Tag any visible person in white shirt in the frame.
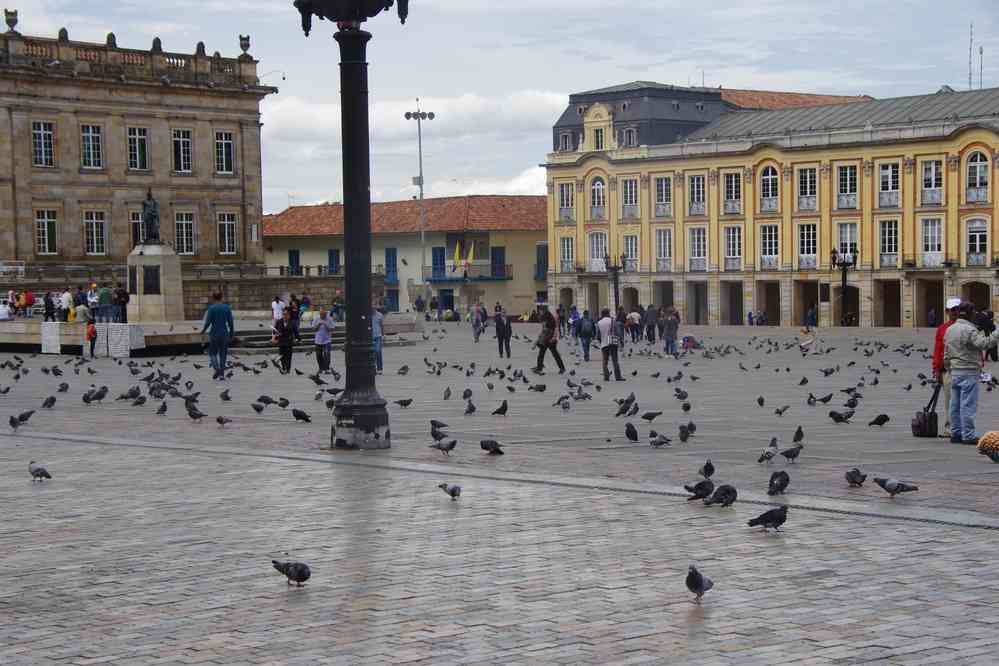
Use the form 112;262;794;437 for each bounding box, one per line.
60;289;73;321
596;308;623;381
271;295;285;325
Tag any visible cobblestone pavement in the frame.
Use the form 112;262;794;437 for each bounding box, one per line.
3;325;999;664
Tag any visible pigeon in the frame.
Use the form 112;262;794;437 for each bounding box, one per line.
845;468;867;487
57;382;69;393
703;484;737;507
780;444;803;463
464;400;476;416
257;395;275;406
798;377;809;386
438;482;461;500
768;470;790;495
156;402;168;415
625;422;638;442
272;560;311;587
430;427;447;443
220;389;231;402
817;393;834;404
397;365;410;376
277;398;290;409
874;477;918;497
131;396;146;407
480;439;504;455
649;433;671;448
792;426;804;444
684;478;714;501
747;505;788;531
685;565;713;603
758;437;779;463
429;439;457;456
394;398;413;408
829;409;854;424
868;414;890;427
251;403;265;414
292;409;311;423
28;461;52;481
17;410;34;424
491;400;508;416
698;459;714;479
187;407;206;421
774;405;790;416
443;387;452;400
41;396;56;409
641;411;662;423
756;396;765;407
430;419;449;430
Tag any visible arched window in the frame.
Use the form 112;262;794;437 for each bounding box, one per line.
760;166;779;211
590;178;606;207
967;151;989;194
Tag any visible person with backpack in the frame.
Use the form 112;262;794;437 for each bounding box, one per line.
577;309;595;362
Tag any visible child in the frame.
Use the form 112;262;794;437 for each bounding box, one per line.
86;319;97;358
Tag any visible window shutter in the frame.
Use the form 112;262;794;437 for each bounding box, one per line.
193;211;201;257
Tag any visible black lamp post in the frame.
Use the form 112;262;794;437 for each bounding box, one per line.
830;248;856;326
604;253;625;311
295;0;408;449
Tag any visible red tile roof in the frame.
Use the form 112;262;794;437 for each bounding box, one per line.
263;195;547;237
721;89;873;110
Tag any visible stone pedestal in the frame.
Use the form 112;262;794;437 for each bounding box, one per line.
127;243;184;322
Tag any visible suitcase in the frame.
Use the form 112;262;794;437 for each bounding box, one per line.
911;384;941;437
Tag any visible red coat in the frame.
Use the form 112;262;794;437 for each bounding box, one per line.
932;319;955;374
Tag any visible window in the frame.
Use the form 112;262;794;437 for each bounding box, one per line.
35;210;57;255
655;176;671;203
83;211;106;255
80;125;103;169
249;223;259;243
130;210;145;247
623;234;638;260
967;151;989;189
760;224;779;257
217;212;237;255
923;160;943;189
798;168;817;197
127;127;149;170
689;175;705;215
558;182;574;210
880;220;898;254
593;128;604;150
172;129;193;173
215;131;234;174
590;178;606;207
838;223;858;257
922;218;942;253
175;212;195;255
968;219;988;255
622;178;638;206
724;172;741;202
588;232;607;260
799;223;817;256
725;226;742;258
623;128;636;147
689;227;706;258
760;166;779;199
559;133;572;151
656;228;672;258
838;165;857;194
31;121;54;167
560;235;574;265
879;163;899;192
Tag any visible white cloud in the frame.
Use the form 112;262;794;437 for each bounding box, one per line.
425;167;546;198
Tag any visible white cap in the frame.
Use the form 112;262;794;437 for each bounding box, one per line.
946;298;962;310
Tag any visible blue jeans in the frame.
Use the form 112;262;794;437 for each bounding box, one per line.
949;373;980;441
579;336;592;361
373;336;383;371
664;338;677;355
98;304;112;322
208;336;229;375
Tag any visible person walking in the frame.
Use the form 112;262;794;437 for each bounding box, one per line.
932;298;961;438
644;304;657;344
494;306;512;359
429;296;439;322
201;291;235;380
472;303;485;343
43;292;56;322
533;305;565;373
556;304;567;337
663;308;679;356
597;308;623;381
289;294;302;342
577;309;595;362
23;289;35;318
273;307;295;374
86;318;98;358
314;308;334;374
371;306;385;374
568;305;580;340
272;295;285;327
944;301;999;445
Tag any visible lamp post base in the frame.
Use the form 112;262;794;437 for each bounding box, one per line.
332;395;391;450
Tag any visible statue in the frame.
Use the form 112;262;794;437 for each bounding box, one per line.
141;189;161;243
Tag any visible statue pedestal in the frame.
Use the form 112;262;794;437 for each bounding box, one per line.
127;243;185;322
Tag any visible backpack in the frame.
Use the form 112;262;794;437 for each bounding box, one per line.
579;318;595;338
911;384;940;437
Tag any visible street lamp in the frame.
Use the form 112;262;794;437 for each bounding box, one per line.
830;248;856;326
604;253;626;311
404;102;434;292
294;0;409;450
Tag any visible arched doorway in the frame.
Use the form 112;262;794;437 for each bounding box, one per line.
963;281;991;311
558;287;574;308
833;285;860;326
622;287;639;313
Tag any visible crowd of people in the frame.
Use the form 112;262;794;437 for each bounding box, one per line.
1;284;130;323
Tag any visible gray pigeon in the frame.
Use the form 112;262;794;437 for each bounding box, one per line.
220;389;231;402
41;396;56;409
703;484;737;507
272;560;311;586
438;482;461;500
684;478;714;501
747;505;788;531
685;565;713;603
758;437;779;463
429;439;457;456
768;470;790;495
625;422;638;442
845;468;867;487
28;461;51;482
480;439;504;455
874;477;918;497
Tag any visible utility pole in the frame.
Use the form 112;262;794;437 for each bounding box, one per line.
405;102;434;291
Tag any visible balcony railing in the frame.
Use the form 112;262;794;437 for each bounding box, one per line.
688;257;706;272
559;260;575;273
967;187;988;203
760;197;779;213
759;255;780;270
920;252;944;268
798;254;817;269
798;195;817;211
589;206;606;221
533;264;548;281
656;257;672;272
689;201;706;216
878;190;899;208
921;188;942;205
623;258;639;272
654;202;673;218
558;208;575;223
621;204;640;220
723;199;742;215
967;252;988;266
422;263;513;281
879;253;898;268
587;258;607;272
724;257;741;271
837;193;858;209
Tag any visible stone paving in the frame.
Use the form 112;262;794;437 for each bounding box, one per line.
2;324;999;664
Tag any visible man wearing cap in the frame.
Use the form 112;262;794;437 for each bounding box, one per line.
932;298;962;437
943;301;999;445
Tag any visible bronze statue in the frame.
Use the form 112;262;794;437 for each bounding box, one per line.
294;0;408;35
141;189;161;243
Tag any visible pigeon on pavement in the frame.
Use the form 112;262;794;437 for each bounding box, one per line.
747;505;788;531
292;408;311;423
429;439;457;456
703;484;737;507
684;478;714;501
768;470;790;495
272;560;311;586
28;461;52;482
685;565;713;603
845;468;867;487
874;477;918;497
438;482;461;500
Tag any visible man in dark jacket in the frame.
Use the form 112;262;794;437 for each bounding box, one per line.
533;305;565;373
201;291;235;380
577;309;595;362
494;306;512;358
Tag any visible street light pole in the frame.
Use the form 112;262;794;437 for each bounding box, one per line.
830;248;856;326
604;253;624;311
404;102;434;292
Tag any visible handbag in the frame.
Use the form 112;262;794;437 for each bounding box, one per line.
911;383;941;437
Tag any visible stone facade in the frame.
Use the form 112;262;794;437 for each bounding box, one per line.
0;11;275;272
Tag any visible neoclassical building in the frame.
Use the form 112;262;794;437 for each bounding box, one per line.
0;10;276;271
545;82;999;327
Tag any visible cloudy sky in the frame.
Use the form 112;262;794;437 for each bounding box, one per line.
27;1;999;212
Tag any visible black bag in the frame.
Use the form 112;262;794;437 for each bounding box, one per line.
911;384;941;437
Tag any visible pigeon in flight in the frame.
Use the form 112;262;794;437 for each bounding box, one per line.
747;505;788;531
868;414;889;427
684;478;714;501
292;409;311;423
438;482;461;500
768;470;790;495
272;560;311;587
29;461;52;481
845;468;867;487
685;565;714;603
874;477;918;497
394;398;413;408
703;484;737;507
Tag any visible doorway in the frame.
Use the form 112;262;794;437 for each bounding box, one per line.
654;281;674;310
873;280;901;327
794;280;819;326
688;282;708;324
963;281;991;311
833;285;860;326
720;281;743;325
755;281;781;325
914;278;944;327
559;287;574;308
622;287;639;312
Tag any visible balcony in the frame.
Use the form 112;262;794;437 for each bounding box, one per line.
688;257;706;272
558;208;575;223
879;253;898;268
798;254;817;269
587;258;607;272
423;263;513;282
724;199;742;215
533;264;548;281
654;202;673;218
837;193;857;209
920;252;944;268
879;190;899;208
688;201;706;216
921;188;942;205
967;187;988;203
967;252;988;266
559;260;575;273
760;197;779;213
656;257;672;272
623;258;639;272
798;195;817;211
759;255;779;270
589;206;606;221
724;257;741;271
621;204;640;220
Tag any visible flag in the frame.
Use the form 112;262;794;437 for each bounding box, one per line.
452;242;461;272
465;241;474;267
